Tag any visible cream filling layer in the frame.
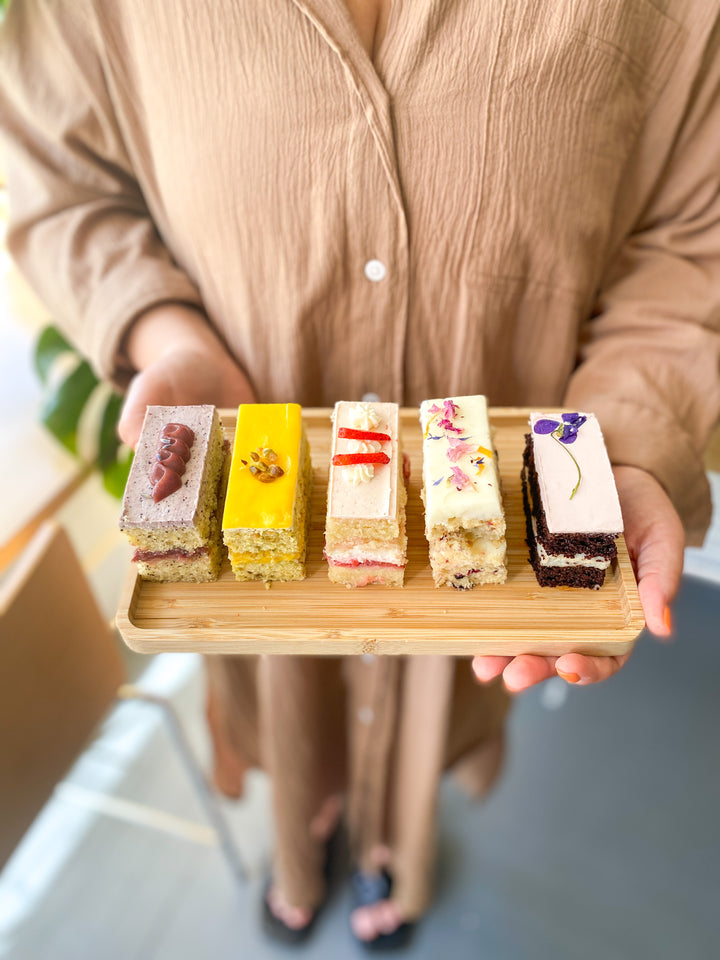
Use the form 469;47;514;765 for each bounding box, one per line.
531;517;611;569
325;543;406;565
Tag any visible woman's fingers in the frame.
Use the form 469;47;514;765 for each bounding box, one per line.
471;655;556;691
472;651;633;691
117;373;151;449
554;652;631;685
471;656;513;683
500;655;559;691
614;465;684;639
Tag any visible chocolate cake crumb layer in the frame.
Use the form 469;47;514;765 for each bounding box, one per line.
523;437;616;559
522;432;618;589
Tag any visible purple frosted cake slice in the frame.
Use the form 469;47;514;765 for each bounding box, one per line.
119;405;226;581
522;412;623;588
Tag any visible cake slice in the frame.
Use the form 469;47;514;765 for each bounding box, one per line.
222;403;312;581
522;412;623;588
119;405;226;582
420;396;506;589
325;401;407;587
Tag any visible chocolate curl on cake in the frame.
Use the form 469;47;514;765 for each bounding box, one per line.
151;423;195;502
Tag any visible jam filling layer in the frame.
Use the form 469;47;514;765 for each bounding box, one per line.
133;546;209;563
326;558;405;569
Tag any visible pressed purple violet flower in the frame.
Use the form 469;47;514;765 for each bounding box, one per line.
533;418;561;435
558;412;587;444
533;412;586;498
533;413;586;445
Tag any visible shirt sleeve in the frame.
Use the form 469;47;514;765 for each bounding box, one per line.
0;0;205;388
564;24;720;545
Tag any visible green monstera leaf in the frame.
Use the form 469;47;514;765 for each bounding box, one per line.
34;325;133;497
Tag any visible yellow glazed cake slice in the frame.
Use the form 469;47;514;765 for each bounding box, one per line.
222;403;312;581
420;395;506;589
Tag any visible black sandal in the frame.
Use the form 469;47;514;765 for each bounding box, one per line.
261;884;320;945
350;870;414;951
261;825;344;945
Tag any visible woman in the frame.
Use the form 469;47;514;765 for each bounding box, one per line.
2;0;718;947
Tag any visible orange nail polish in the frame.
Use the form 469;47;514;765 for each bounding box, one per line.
663;606;673;632
558;671;581;684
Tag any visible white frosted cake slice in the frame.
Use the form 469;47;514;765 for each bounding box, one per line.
119;405;226;581
420;396;506;589
522;412;623;588
324;401;407;587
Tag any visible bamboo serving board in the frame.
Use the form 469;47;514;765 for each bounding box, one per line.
116;408;644;657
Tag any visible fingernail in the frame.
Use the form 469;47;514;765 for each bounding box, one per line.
663;606;673;633
558;671;581;684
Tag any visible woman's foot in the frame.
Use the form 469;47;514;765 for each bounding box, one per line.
264;886;313;932
350;897;406;943
264;793;345;935
349;868;413;947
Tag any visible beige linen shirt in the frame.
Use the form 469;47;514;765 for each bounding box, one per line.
1;0;720;541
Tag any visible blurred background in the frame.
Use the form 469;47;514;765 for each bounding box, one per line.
1;142;719;960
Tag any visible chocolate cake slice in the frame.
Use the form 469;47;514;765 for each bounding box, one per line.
522;412;623;588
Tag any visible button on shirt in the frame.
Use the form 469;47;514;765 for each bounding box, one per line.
364;259;387;282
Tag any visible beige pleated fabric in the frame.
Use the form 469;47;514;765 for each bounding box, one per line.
205;654;508;915
3;0;720;920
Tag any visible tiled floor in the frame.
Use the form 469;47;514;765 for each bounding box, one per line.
1;572;718;960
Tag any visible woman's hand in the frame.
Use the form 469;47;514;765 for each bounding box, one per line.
117;303;256;449
471;465;685;692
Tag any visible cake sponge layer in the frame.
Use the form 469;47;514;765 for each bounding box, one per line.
134;538;224;583
328;563;405;588
228;556;307;582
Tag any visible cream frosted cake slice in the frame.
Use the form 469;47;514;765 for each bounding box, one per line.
119;405;225;582
325;401;407;587
222;403;312;582
522;412;623;588
420;396;506;589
